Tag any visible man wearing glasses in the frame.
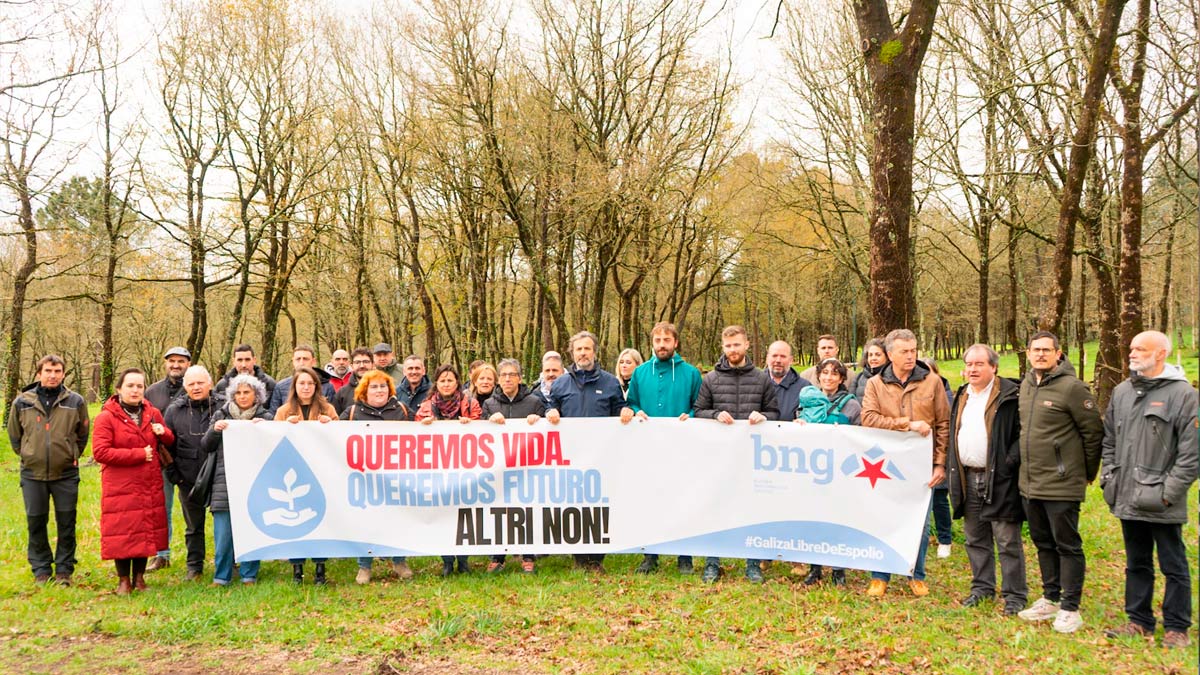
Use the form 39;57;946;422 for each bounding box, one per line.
1015;331;1103;633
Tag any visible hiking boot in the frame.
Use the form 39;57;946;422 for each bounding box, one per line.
392;561;414;580
54;574;71;587
313;563;327;585
1052;609;1083;634
936;543;952;559
521;559;536;574
803;566;823;586
146;556;170;572
441;559;455;577
908;580;930;597
866;579;888;597
292;563;304;584
961;593;991;608
355;567;371;585
1018;597;1060;622
486;561;505;574
116;576;133;596
133;572;147;591
830;569;846;586
1163;631;1190;649
702;562;721;583
635;557;658;575
34;573;51;585
790;562;807;576
1104;622;1152;640
185;569;202;582
745;562;764;584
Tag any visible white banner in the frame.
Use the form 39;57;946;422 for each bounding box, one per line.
225;418;932;575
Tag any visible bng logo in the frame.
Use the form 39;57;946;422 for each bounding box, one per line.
248;438;327;539
753;435;906;489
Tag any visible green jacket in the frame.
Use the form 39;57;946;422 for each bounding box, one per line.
7;383;91;481
1018;357;1103;501
624;352;702;417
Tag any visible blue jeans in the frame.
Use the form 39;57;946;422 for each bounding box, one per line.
159;471;175;559
212;510;260;583
873;495;932;582
357;556;406;569
930;486;952;545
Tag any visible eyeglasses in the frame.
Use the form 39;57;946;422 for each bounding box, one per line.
498;372;520;379
1028;347;1056;354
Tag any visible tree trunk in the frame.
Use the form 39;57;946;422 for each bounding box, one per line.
4;184;37;410
855;0;939;334
1038;0;1129;333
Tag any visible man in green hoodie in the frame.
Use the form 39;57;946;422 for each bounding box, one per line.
620;321;702;575
1016;331;1103;634
1100;331;1198;649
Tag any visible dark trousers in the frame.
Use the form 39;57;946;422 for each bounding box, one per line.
20;472;79;577
963;472;1026;604
930;486;952;545
1023;498;1085;611
574;554;606;566
178;492;208;573
115;558;148;577
1120;520;1192;632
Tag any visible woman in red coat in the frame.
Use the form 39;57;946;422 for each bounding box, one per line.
92;368;174;594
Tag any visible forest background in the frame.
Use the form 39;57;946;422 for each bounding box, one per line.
2;0;1198;412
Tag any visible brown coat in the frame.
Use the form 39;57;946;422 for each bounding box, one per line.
861;361;951;467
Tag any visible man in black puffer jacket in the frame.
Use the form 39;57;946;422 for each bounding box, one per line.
946;344;1026;616
163;365;220;581
693;325;780;584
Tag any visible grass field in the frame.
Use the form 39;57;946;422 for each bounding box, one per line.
0;404;1197;674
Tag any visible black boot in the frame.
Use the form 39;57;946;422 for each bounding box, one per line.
456;556;469;573
804;565;823;586
441;556;455;577
292;563;304;584
831;569;846;586
314;562;327;585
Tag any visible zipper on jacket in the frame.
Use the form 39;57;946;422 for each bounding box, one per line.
1022;383;1041;489
1053;441;1064;477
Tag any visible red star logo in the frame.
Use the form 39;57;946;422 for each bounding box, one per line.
855;458;891;488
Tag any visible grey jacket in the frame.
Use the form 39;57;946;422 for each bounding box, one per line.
1100;365;1198;524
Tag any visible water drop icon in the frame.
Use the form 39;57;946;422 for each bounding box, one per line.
248;437;326;539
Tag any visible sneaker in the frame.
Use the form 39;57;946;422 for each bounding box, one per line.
1018;597;1060;622
486;561;505;574
355;567;371;585
961;593;991;608
908;580;930;597
866;579;888;597
677;557;693;575
1052;609;1083;634
936;544;952;559
1163;631;1190;649
745;563;764;584
701;562;721;583
635;557;658;574
146;556;170;572
392;561;414;580
520;560;536;574
1104;622;1152;639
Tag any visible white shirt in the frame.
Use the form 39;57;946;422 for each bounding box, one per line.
956;377;994;469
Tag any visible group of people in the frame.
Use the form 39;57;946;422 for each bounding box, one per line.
7;324;1195;648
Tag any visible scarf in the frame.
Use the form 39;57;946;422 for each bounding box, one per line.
225;399;259;420
433;389;464;420
119;400;143;426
